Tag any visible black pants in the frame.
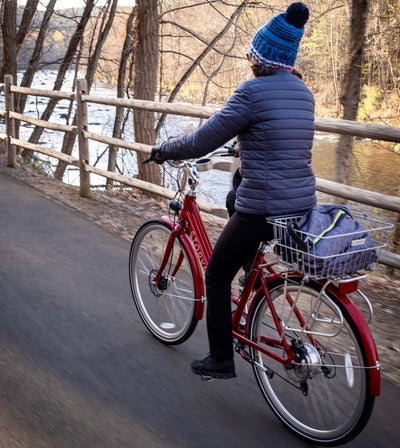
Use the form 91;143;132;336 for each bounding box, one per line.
204;211;274;361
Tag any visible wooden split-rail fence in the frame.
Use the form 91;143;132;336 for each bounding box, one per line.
0;74;399;269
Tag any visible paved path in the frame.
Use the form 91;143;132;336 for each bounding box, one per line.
0;172;399;447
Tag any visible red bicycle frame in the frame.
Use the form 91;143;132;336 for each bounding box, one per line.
156;193;212;320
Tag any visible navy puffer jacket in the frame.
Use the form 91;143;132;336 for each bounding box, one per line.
160;68;316;216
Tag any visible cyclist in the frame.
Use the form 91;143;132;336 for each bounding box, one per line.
150;2;316;379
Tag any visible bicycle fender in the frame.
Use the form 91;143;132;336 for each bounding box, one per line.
161;216;205;320
327;286;381;397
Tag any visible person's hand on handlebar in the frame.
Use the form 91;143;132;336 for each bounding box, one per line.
226;140;239;157
144;146;165;164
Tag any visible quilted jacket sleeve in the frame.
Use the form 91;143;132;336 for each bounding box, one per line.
160;83;253;160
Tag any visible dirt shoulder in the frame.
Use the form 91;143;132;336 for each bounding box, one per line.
1;153;398;386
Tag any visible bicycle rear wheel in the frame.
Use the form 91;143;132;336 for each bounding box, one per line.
129;219;198;344
249;278;375;445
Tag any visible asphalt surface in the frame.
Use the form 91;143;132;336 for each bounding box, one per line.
0;171;399;448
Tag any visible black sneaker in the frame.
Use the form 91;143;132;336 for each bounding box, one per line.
191;355;236;379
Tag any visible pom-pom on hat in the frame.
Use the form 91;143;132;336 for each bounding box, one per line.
249;2;309;69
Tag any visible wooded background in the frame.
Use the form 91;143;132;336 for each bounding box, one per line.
1;0;399;186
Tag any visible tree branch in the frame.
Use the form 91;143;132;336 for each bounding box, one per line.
156;0;250;134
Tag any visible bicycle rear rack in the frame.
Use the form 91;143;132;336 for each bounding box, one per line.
278;280;345;339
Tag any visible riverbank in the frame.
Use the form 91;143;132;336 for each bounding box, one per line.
0;152;398;386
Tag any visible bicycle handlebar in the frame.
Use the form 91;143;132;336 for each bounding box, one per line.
143;142;238;166
142;143;237;194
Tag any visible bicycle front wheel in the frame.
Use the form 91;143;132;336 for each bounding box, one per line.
249;278;375;445
129;219;198;344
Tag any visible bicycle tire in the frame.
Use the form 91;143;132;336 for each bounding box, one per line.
248;277;375;445
129;219;198;344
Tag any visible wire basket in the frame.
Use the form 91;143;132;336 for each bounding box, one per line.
267;212;393;279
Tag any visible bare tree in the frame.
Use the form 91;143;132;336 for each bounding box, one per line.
156;0;249;134
16;0;39;51
54;0;119;180
334;0;370;189
22;0;96;163
1;0;17;82
106;7;135;189
17;0;57;117
133;0;160;185
1;0;42;81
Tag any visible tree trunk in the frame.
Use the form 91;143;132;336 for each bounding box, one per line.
133;0;160;185
22;0;96;163
16;0;57;127
16;0;39;52
106;7;135;189
1;0;17;82
54;0;119;180
334;0;369;191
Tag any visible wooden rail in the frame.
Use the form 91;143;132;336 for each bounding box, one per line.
0;75;399;269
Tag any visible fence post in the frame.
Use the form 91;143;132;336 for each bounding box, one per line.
4;75;17;168
76;79;91;198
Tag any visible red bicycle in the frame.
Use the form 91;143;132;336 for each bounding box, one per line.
128;153;392;445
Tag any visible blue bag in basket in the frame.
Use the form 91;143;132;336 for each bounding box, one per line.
286;204;377;277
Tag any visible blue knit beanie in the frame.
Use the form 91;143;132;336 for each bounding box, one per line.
249;2;309;69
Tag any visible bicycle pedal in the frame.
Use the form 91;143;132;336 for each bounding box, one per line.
235;345;252;363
